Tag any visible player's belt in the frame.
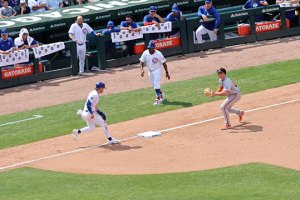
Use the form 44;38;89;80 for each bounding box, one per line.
77;43;85;46
85;110;94;113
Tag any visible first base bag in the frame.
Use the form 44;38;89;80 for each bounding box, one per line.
33;42;65;58
0;49;29;67
111;30;143;43
141;22;172;34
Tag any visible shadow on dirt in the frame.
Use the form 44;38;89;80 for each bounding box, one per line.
100;144;143;151
229;122;263;133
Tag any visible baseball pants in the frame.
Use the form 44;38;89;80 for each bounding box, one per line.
195;25;217;44
221;93;242;125
77;43;86;73
80;110;112;138
148;69;162;90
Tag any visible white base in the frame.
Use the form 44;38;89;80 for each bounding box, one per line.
137;131;161;138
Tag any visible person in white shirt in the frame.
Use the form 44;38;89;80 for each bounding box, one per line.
140;40;171;105
46;0;63;9
73;82;119;145
211;68;245;130
28;0;49;13
68;15;100;74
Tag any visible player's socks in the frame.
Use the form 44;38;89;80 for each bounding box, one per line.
155;89;161;97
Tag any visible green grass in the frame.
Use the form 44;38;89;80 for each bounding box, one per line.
1;59;300;149
1;163;300;199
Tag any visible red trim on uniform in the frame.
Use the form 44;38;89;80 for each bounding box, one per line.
222;94;237;124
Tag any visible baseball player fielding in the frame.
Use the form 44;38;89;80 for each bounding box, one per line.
205;68;245;130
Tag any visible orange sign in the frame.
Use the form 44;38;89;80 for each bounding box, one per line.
134;37;181;55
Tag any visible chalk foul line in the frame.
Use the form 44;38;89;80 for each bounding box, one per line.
0;98;299;171
0;115;44;127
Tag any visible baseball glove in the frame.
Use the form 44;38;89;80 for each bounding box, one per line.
204;88;213;97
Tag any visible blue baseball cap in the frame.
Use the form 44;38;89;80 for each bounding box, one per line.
1;28;8;35
149;6;157;11
147;40;156;49
107;21;114;27
96;82;106;89
172;4;178;12
205;0;212;3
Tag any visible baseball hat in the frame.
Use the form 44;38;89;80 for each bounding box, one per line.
147;40;156;49
20;0;26;4
1;28;8;35
172;4;179;12
149;6;157;11
217;68;226;74
205;0;213;3
107;21;114;27
96;82;106;89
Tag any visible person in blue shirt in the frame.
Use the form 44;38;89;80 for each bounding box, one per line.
143;6;165;40
165;3;184;37
195;0;220;44
102;21;121;59
0;28;16;54
120;15;141;56
9;0;20;8
243;0;269;22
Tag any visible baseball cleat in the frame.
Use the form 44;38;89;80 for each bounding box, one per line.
239;111;245;123
153;98;162;106
221;124;232;130
72;129;79;140
108;138;119;145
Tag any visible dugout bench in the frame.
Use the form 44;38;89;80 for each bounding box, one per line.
0;41;78;89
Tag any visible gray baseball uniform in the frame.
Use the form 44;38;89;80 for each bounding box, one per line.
219;76;242;125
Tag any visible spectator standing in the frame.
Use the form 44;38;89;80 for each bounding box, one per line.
0;29;16;54
120;15;141;56
195;0;220;44
28;0;49;14
102;21;122;59
68;16;100;74
46;0;63;9
14;28;39;49
143;6;165;40
165;3;183;37
243;0;269;22
17;0;31;15
0;0;17;18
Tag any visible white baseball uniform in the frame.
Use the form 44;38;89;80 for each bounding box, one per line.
68;23;94;73
139;49;166;90
219;77;242;125
79;90;112;139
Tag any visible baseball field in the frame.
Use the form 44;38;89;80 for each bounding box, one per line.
1;37;300;199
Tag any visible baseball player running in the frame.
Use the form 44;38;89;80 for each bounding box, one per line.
73;82;119;144
68;16;100;74
140;41;170;105
211;68;245;130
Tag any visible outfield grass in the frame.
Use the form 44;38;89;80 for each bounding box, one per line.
0;163;300;199
1;59;300;149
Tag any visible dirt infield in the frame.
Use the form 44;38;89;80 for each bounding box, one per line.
1;36;300;115
1;83;299;174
